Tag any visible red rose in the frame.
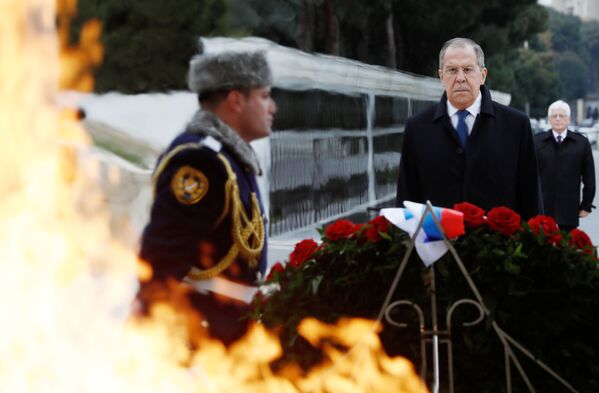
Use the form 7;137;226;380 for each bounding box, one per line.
352;223;368;244
569;228;594;254
527;215;562;244
266;262;285;280
289;239;319;267
453;202;486;228
365;215;390;242
325;219;359;241
487;206;521;236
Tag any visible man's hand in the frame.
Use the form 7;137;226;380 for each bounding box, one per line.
580;210;590;218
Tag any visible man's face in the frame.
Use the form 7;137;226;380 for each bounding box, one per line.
438;45;487;110
237;86;277;142
549;109;569;133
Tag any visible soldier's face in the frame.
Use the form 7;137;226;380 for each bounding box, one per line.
238;86;277;142
439;45;487;110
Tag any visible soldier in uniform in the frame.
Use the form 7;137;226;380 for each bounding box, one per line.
138;42;276;345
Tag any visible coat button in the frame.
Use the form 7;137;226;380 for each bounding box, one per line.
456;148;464;154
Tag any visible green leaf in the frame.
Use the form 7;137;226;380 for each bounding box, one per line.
513;242;528;259
503;259;521;275
379;231;392;241
311;275;323;294
492;249;506;256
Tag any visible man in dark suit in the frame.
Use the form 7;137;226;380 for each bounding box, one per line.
534;100;595;232
396;37;540;219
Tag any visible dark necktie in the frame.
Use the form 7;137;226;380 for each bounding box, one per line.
556;135;562;145
456;110;469;148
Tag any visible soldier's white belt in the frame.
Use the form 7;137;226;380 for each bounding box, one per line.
183;275;258;304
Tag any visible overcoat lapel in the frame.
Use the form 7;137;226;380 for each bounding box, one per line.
433;93;462;147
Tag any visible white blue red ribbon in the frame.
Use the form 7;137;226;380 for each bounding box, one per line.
380;201;465;266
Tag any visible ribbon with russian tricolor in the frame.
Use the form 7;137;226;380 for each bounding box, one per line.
380;201;465;266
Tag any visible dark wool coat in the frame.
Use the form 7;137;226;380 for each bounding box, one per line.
396;85;541;219
534;130;595;228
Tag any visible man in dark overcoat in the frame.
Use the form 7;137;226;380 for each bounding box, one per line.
396;38;541;219
138;41;276;345
534;100;595;232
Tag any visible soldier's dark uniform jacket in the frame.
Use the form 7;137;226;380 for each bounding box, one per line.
139;109;267;344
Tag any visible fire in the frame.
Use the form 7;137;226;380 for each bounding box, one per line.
0;0;428;392
294;318;429;393
57;0;103;91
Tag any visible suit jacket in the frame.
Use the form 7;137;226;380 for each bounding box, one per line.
396;85;541;219
534;130;595;228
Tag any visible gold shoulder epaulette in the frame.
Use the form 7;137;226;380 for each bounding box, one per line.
172;152;265;281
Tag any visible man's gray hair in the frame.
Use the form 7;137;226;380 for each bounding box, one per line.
548;100;571;118
439;38;485;70
188;39;272;95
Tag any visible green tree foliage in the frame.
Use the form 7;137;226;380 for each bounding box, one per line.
548;9;582;53
226;0;550;113
225;0;548;88
480;3;549;99
483;53;516;95
511;49;561;119
227;0;298;47
545;10;588;105
581;20;599;94
500;7;599;116
226;0;396;63
73;0;599;114
520;9;599;116
554;51;587;101
73;0;230;93
389;0;547;77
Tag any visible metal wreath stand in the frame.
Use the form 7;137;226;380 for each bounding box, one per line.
373;201;579;393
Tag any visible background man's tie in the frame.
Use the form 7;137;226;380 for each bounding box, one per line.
557;135;562;145
456;109;469;148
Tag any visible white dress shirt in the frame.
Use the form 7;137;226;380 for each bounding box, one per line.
447;92;482;134
552;129;568;143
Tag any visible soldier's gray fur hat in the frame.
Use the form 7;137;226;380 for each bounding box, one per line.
188;40;272;95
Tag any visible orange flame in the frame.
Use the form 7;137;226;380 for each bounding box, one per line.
295;318;429;392
57;0;103;91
